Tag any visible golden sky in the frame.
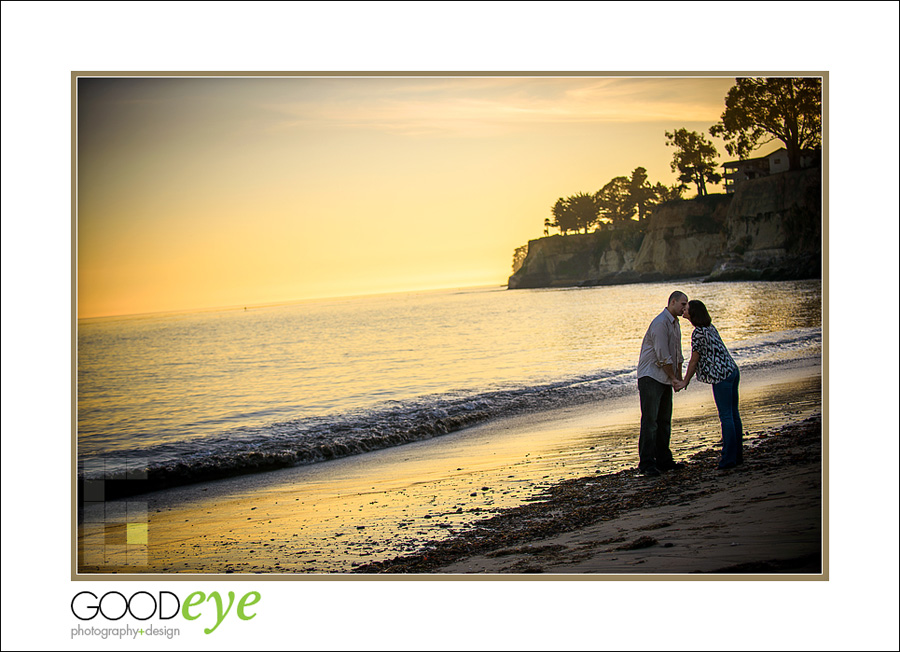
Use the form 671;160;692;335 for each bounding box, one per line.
77;75;741;318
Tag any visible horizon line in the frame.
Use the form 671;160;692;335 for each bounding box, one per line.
76;282;509;322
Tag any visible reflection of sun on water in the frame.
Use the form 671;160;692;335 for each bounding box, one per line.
704;282;821;338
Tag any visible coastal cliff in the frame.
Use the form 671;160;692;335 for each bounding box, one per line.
508;167;821;289
506;229;645;289
707;167;821;281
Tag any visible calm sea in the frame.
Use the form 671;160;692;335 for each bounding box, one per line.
77;280;822;492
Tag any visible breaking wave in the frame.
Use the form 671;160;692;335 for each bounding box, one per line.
78;327;820;499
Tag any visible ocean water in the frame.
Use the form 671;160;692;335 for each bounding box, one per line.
77;280;822;493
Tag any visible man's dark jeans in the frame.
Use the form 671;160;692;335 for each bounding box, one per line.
638;376;676;472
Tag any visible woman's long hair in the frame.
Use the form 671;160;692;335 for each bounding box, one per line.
687;299;712;327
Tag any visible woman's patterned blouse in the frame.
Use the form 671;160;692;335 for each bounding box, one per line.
691;324;738;384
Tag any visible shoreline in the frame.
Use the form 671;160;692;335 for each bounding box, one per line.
77;353;821;503
77;358;822;575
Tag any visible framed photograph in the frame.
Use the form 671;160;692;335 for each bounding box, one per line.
73;72;825;578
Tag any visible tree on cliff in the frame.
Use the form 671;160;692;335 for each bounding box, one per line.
653;181;684;203
567;192;600;233
549;194;599;235
665;128;722;197
595;176;634;225
624;167;657;222
709;77;822;171
549;198;573;235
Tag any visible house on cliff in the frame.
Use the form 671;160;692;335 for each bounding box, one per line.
722;147;821;194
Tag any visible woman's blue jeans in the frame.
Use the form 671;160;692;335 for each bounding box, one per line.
712;368;743;468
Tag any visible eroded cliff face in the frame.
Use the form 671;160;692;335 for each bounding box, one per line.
507;167;821;289
631;194;731;277
507;229;645;289
708;167;821;281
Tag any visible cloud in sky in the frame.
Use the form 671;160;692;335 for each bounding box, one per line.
259;76;735;137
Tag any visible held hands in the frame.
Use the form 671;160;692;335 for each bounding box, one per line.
672;378;689;392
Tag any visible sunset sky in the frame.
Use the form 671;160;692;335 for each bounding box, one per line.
78;74;762;318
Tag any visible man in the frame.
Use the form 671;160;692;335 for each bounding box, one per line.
636;291;688;477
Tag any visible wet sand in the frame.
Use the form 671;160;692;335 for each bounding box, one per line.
77;358;822;576
359;413;822;575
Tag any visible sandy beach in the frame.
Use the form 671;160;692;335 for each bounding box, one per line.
358;413;822;575
78;357;823;577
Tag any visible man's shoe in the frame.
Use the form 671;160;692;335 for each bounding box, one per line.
640;466;661;477
659;461;686;471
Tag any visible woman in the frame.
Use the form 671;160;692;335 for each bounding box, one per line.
675;300;743;470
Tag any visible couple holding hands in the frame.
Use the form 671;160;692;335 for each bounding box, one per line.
636;291;743;476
